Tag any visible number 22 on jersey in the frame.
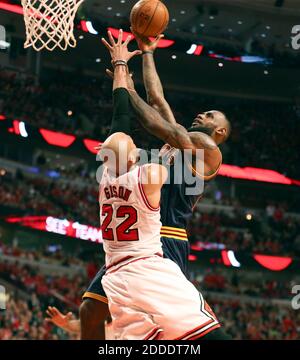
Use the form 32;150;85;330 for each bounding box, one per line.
101;204;139;241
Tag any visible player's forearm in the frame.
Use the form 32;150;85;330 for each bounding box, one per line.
66;319;81;334
109;65;131;136
143;53;164;101
113;65;128;90
129;90;218;152
129;90;188;149
142;53;177;125
130;90;170;139
60;319;80;334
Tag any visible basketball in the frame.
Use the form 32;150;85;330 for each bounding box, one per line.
130;0;169;38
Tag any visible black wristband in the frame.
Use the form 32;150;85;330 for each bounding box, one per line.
142;51;154;55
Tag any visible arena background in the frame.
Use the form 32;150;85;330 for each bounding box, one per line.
0;0;300;340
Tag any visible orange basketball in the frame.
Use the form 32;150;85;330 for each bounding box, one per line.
130;0;169;38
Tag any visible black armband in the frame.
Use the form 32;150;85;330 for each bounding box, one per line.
109;87;131;136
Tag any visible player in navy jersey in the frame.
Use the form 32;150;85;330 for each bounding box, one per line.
46;30;231;340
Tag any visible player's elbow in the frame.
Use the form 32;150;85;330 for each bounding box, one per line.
147;93;165;109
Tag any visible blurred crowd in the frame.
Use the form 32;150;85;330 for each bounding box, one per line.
1;168;299;256
193;270;295;299
0;260;85;340
0;69;299;178
0;171;99;225
1;167;299;256
0;297;78;340
208;297;299;340
0;261;86;308
0;240;99;270
189;205;300;256
0;252;298;340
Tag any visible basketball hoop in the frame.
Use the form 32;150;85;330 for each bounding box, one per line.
21;0;84;51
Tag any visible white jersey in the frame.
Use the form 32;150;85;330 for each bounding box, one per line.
99;165;162;268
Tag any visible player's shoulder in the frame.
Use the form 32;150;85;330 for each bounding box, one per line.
188;131;219;151
140;163;168;186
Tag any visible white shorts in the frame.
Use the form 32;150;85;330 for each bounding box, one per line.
101;255;220;340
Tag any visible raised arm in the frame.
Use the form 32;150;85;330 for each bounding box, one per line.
101;30;222;175
133;30;176;125
129;90;222;174
101;30;142;137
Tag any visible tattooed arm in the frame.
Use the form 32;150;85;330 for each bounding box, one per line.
142;53;176;125
133;31;176;125
129;90;222;174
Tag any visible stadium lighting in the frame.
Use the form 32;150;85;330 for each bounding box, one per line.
85;21;98;35
0;3;273;64
2;117;299;186
186;44;204;56
83;139;101;154
39;129;76;147
0;2;24;15
3;215;298;272
222;250;241;268
246;213;252;221
254;254;292;271
187;44;197;54
218;164;294;185
19;121;28;137
227;251;241;268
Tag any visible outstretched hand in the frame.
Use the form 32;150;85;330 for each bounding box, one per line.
131;27;164;53
45;306;73;329
101;29;142;63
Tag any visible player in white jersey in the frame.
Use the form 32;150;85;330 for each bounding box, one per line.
99;130;219;340
100;136;163;268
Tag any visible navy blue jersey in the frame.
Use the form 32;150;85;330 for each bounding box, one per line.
158;144;205;277
160;157;201;229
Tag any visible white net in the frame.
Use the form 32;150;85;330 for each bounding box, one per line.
21;0;84;51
